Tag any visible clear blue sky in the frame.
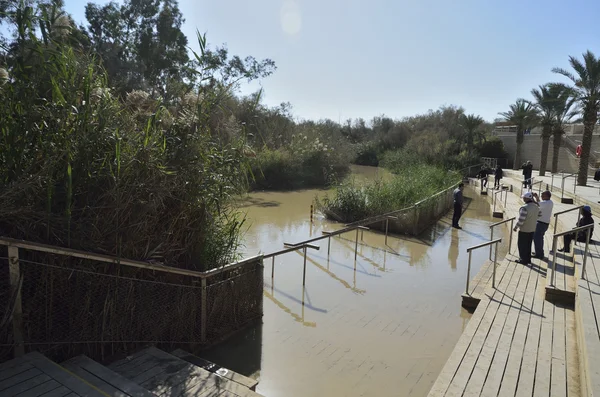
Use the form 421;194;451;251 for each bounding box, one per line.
64;0;600;123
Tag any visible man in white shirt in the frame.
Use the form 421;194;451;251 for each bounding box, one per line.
532;191;553;259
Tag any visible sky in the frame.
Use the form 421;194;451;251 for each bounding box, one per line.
63;0;600;123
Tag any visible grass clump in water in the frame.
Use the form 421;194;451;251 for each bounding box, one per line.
317;164;460;223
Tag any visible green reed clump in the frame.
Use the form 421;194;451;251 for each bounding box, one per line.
0;11;248;270
249;133;351;190
318;164;460;222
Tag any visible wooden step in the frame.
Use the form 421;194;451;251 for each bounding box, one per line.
171;349;258;391
0;351;107;397
62;355;155;397
109;347;263;397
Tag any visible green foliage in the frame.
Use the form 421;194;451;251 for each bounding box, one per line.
317;165;460;222
0;3;256;270
478;136;508;159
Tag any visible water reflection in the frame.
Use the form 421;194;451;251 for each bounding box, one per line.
209;178;508;397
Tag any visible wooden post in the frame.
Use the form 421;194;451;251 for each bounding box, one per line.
8;246;24;357
201;278;207;343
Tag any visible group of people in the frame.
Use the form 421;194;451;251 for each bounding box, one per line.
513;191;594;264
452;177;594;265
477;164;504;190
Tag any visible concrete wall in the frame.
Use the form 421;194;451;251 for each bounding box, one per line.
496;135;579;172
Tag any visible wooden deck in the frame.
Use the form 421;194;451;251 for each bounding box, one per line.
431;178;585;396
0;352;106;397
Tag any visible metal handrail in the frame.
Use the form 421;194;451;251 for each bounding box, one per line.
553;205;584;236
466;238;502;294
550;223;594;285
0;237;261;279
530;180;544;196
493;189;507;214
264;243;320;285
490;217;515;259
561;172;578;201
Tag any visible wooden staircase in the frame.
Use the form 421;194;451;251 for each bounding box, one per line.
0;347;261;396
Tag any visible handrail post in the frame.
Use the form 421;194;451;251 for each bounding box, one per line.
8;246;24;357
561;173;565;202
583;228;592;280
493;241;498;288
504;188;507;207
550;236;557;287
271;256;275;278
553;213;558;237
489;228;494;260
201;278;207;343
466;250;472;295
327;236;331;256
354;228;359;261
509;218;514;254
302;246;307;286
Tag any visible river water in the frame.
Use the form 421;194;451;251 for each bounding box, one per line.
202;166;508;397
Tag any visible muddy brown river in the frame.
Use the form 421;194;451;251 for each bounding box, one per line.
202;166;508;397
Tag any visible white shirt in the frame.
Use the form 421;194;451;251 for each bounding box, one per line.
538;200;554;224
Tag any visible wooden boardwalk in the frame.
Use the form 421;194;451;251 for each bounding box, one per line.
430;178;585;397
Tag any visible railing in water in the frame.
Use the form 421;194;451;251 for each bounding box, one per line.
465;238;502;294
550;224;593;285
489;217;515;260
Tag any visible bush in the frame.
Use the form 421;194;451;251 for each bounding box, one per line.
317;164;460;222
249;134;351;190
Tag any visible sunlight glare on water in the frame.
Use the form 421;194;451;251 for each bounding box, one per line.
203;168;509;397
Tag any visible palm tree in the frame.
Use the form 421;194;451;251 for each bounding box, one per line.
499;99;538;169
550;85;578;173
459;113;485;155
530;85;555;176
553;50;600;185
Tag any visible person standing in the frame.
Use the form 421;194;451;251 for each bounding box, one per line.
477;166;488;188
494;164;503;189
452;183;465;229
558;206;594;252
532;191;553;259
522;160;533;189
513;192;540;265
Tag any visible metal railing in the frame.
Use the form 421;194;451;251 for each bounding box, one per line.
466;238;502;294
489;217;515;259
519;177;536;196
561;172;578;202
552;205;584;236
493;189;507;214
264;243;320;285
549;224;593;285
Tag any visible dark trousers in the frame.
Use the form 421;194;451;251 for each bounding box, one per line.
518;231;534;264
563;231;590;251
481;177;488;187
533;221;549;257
494;177;501;188
452;202;462;227
523;177;532;188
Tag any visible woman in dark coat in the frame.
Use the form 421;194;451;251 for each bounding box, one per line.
558;205;594;252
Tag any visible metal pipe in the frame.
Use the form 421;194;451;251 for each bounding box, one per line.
583;228;592;280
551;174;554;191
504;189;507;207
561;173;565;201
493;241;498;288
271;256;275;278
509;218;514;254
327;236;331;256
550;236;557;287
466;251;472;295
489;228;494;260
354;228;359;261
361;229;364;241
302;246;307;286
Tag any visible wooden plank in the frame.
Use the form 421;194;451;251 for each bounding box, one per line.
565;306;581;397
2;374;51;397
0;361;34;382
62;355;155;397
481;262;537;397
462;261;531;397
443;259;525;397
109;354;158;381
533;278;555;397
0;368;43;391
426;262;515;396
23;352;106;397
550;304;567;397
16;379;62;397
38;386;72;397
171;349;259;391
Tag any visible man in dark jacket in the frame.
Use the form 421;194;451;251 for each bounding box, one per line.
522;160;533;189
477;166;489;188
452;183;464;229
494;165;503;189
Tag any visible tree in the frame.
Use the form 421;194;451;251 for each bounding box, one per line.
499;99;538;169
459;113;485;155
553;50;600;185
530;85;555;176
550;85;578;173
